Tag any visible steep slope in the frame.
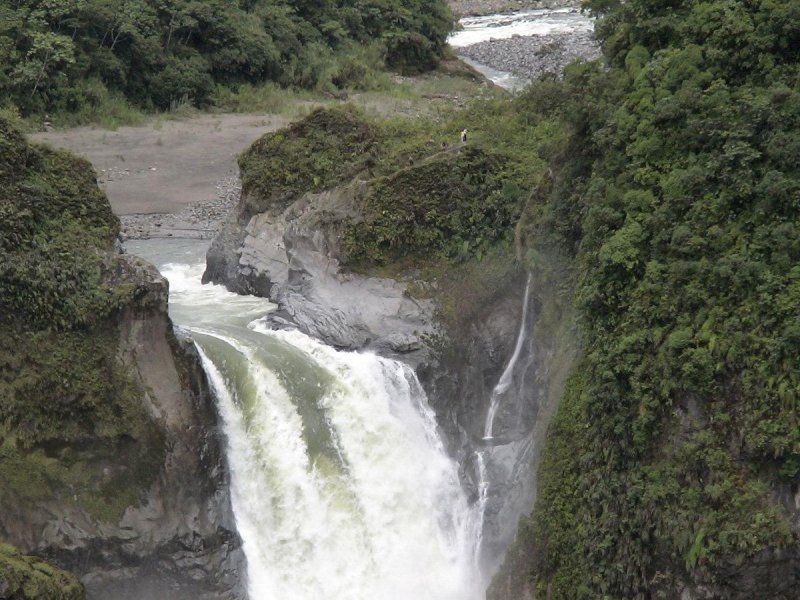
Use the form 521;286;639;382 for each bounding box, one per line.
491;0;800;597
0;116;243;599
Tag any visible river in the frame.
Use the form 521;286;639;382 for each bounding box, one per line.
448;7;594;89
126;239;483;600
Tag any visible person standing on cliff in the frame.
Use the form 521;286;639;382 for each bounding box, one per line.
461;129;468;143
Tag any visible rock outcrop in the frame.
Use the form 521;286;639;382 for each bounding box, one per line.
204;180;435;367
0;254;245;600
0;117;244;600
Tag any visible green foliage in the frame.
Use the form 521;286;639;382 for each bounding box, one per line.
343;146;519;265
239;105;380;217
0;0;454;117
0;116;126;330
496;0;800;597
0;543;85;599
0;116;164;523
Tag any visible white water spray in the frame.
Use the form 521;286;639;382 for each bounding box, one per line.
135;241;482;600
483;274;532;440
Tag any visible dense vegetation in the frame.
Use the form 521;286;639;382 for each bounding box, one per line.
0;116;127;329
238;102;556;267
490;0;800;597
0;0;453;118
0;116;165;524
0;543;85;599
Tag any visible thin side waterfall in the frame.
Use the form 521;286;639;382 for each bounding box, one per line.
143;245;482;600
483;274;533;440
470;274;534;574
469;451;489;568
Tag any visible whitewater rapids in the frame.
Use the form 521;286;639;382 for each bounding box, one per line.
127;240;482;600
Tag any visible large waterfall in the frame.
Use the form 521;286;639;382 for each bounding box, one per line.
129;239;483;599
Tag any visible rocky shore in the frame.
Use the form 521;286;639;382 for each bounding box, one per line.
120;176;240;241
457;30;601;79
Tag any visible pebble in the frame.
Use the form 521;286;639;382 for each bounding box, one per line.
120;175;241;241
457;30;601;79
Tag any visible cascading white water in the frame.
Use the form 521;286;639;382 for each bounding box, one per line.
127;239;481;600
483;274;532;440
448;8;594;49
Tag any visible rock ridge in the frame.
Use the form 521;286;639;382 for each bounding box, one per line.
204;180;435;366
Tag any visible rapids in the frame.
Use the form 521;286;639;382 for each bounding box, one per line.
127;239;483;599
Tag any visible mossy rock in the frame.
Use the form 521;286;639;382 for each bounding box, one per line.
0;543;85;600
0;116;123;331
342;146;521;267
0;117;164;524
239;105;380;218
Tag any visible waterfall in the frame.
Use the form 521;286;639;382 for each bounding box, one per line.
483;274;533;440
146;245;481;600
471;273;534;576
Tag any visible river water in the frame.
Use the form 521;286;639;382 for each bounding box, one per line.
448;7;594;89
126;239;483;600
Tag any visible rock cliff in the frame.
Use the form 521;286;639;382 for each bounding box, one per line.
201;106;577;581
204;179;435;365
0;117;244;599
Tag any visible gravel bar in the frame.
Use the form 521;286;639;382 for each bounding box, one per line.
457;30;601;80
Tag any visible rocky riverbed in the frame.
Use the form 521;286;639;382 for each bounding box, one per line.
120;176;240;240
457;30;601;79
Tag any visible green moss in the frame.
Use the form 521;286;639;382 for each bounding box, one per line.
0;326;166;523
0;116;125;331
0;543;85;600
0;117;164;524
239;105;381;217
342;147;520;266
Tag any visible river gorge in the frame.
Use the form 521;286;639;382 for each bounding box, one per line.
4;0;798;598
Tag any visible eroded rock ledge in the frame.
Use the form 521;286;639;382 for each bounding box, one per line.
1;255;245;600
204;179;435;366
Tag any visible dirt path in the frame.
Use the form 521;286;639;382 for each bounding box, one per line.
30;113;287;216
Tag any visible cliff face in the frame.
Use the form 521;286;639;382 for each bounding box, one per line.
201;106;578;580
419;250;578;576
0;117;243;599
204;179;435;365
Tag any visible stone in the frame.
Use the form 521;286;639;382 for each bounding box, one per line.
203;181;436;367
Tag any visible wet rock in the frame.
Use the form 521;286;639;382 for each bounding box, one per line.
203;181;435;367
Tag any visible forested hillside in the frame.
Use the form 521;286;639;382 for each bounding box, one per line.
0;0;452;116
492;0;800;597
